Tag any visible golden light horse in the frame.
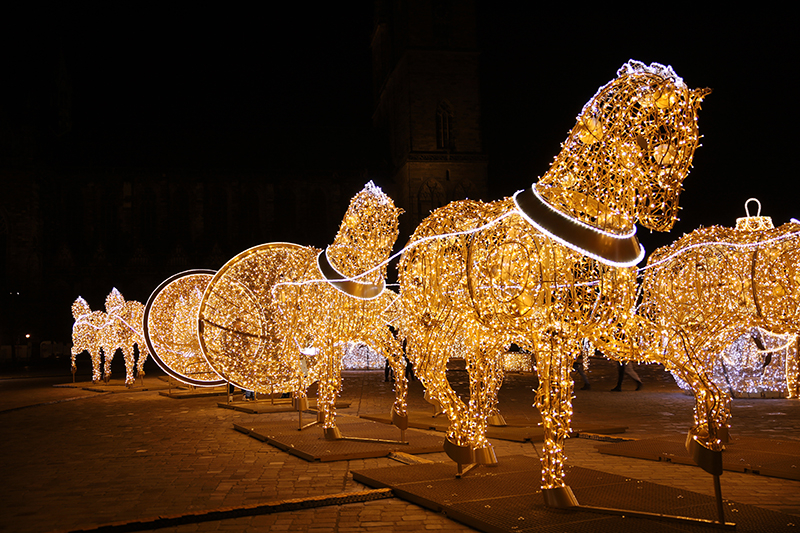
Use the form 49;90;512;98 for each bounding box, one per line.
101;288;149;386
396;60;709;505
71;289;149;386
71;296;107;383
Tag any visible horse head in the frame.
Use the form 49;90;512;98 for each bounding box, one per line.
105;287;125;316
72;296;91;320
535;60;710;237
325;181;403;286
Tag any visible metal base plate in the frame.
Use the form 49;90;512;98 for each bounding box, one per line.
353;455;795;532
159;388;228;399
219;400;351;414
596;435;800;481
359;411;626;442
233;414;442;462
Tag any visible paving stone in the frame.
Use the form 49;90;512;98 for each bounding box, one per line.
1;363;800;532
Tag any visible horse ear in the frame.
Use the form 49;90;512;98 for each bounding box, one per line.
72;297;90;319
691;87;712;107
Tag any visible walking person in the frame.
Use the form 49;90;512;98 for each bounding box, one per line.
573;338;592;390
611;361;642;391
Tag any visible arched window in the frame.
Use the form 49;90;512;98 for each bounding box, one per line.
436;101;454;150
452;179;474;201
418;178;446;219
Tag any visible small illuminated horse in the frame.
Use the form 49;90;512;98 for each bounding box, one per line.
71;297;108;383
635;202;800;473
101;288;149;386
199;183;409;436
397;60;709;505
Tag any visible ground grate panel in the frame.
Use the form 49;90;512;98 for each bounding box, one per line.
360;411;626;442
353;454;799;532
596;435;800;481
220;400;351;414
234;414;443;461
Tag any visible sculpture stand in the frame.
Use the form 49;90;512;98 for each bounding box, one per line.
686;432;726;526
294;397;319;431
392;409;409;442
318;409;409;445
543;486;579;508
443;436;497;478
487;413;507;427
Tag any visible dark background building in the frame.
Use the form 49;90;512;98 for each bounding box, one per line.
1;2;795;360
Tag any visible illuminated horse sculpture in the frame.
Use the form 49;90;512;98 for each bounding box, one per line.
101;288;149;386
635;202;800;474
70;289;149;386
396;60;709;505
199;182;409;437
71;297;108;383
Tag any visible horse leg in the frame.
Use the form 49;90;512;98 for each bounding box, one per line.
466;347;504;464
103;348;112;383
414;334;475;469
90;349;102;383
373;326;409;432
668;359;729;472
535;332;579;507
123;345;135;387
317;341;343;439
136;343;147;380
387;352;409;434
667;352;730;525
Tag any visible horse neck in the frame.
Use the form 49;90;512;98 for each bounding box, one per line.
534;143;638;236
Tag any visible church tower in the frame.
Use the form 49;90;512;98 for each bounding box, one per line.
371;0;488;236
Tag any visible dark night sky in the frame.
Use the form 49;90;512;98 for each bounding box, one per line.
7;3;797;256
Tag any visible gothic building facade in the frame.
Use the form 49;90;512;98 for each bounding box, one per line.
372;0;487;236
0;0;487;355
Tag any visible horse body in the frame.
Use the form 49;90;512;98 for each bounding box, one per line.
71;297;107;383
101;289;149;386
399;197;638;482
397;60;708;498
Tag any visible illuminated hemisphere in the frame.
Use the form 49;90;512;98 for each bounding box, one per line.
638;206;800;444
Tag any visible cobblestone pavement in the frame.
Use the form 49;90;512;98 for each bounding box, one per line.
1;357;799;532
